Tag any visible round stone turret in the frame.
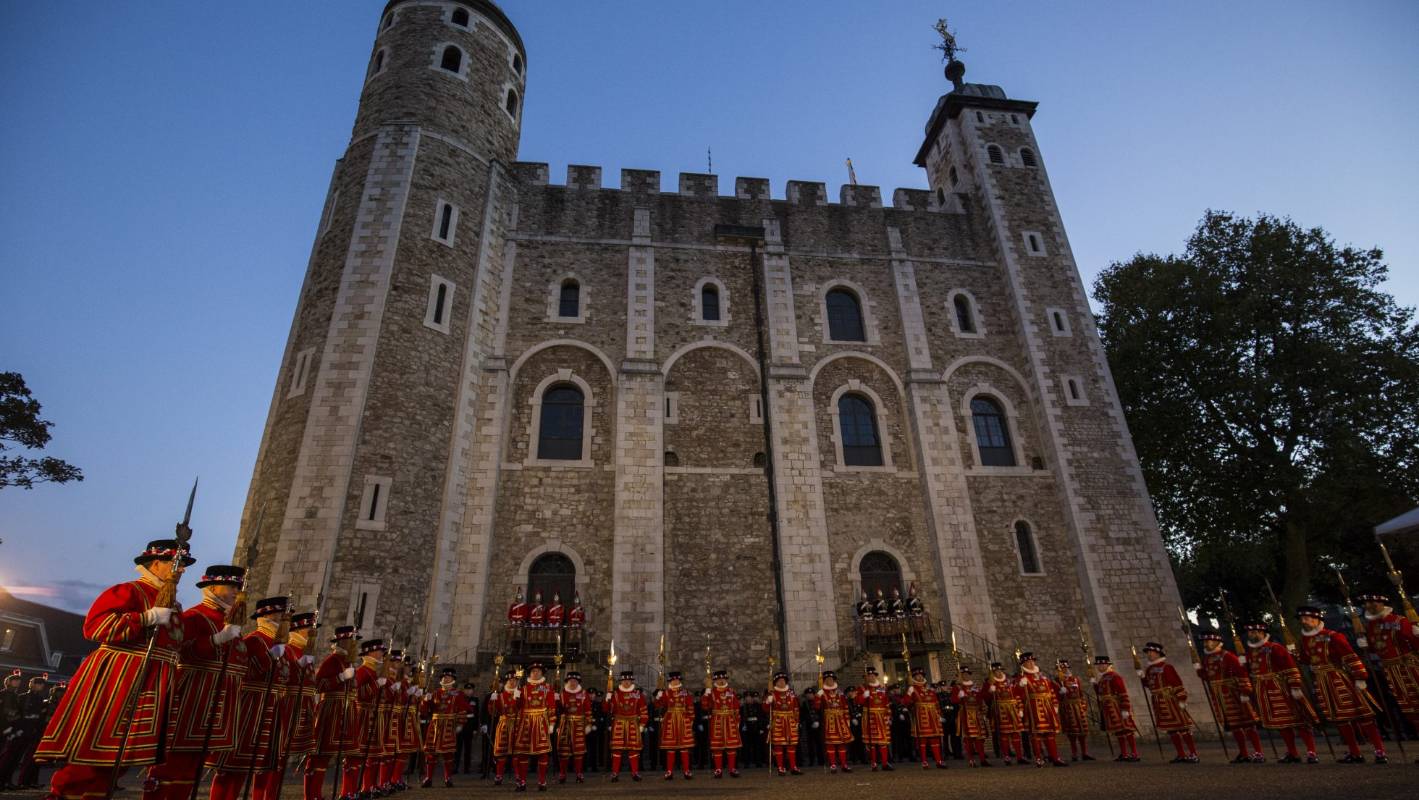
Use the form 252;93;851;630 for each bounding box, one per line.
355;0;526;162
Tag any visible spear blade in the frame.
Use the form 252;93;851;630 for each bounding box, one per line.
176;476;199;543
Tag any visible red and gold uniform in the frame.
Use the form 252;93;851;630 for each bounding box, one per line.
851;671;892;770
253;612;319;800
1140;644;1197;761
702;672;742;777
209;599;292;800
655;675;695;778
37;543;190;800
283;636;319;760
763;676;800;775
1090;658;1139;761
142;568;246;800
950;675;991;765
1360;597;1419;727
419;670;469;786
602;674;648;779
344;642;388;798
1016;657;1065;766
300;626;359;800
810;676;851;773
372;652;414;792
904;671;946;767
556;677;592;782
1195;637;1262;761
1245;626;1317;762
488;675;519;784
1056;662;1092;761
512;668;556;790
985;669;1024;763
1296;609;1386;762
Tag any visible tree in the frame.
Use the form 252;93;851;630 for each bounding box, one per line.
0;371;83;490
1093;211;1419;621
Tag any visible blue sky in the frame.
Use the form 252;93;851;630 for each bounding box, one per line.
2;1;1415;613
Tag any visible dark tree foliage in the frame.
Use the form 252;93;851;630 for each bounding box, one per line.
0;371;83;490
1093;212;1419;622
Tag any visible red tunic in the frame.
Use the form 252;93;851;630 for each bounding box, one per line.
950;683;990;739
508;601;527;627
397;684;421;754
546;603;564;628
655;686;696;750
1196;648;1257;729
986;676;1024;735
1140;659;1192;733
283;644;318;757
420;686;468;756
1297;627;1372;722
513;680;556;756
528;603;546;627
1362;611;1419;716
167;602;247;753
1246;639;1308;729
763;687;799;747
1016;670;1062;735
351;663;387;759
810;687;851;746
904;682;943;738
1058;674;1089;736
213;630;288;771
556;688;593;756
377;678;400;758
852;684;891;745
34;578;184;767
702;687;743;749
490;688;519;758
313;652;358;756
603;687;648;752
1091;670;1137;734
566;605;585;628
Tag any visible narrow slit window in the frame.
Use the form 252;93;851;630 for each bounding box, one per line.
433;283;447;326
1053;311;1065;332
369;49;386;78
367;483;381;521
513;53;523;75
949;166;959;187
953;294;976;334
506;89;519;117
1068;379;1079;400
424;276;454;333
1015;521;1042;574
438;203;453;240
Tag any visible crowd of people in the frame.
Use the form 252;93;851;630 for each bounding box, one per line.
16;535;1419;799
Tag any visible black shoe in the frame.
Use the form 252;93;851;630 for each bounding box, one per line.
1338;754;1364;764
789;768;801;775
839;765;851;773
881;762;894;771
1051;760;1069;767
1231;753;1250;764
980;760;992;767
1081;754;1096;761
419;779;432;789
1170;757;1187;764
1374;754;1388;764
609;775;618;783
442;779;452;789
631;773;641;782
730;770;740;778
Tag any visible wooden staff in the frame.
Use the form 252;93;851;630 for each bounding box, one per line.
1130;646;1166;759
239;605;288;800
1378;541;1419;624
1078;625;1113;757
1334;568;1407;760
1264;578;1336;760
1220;591;1277;761
1178;607;1229;759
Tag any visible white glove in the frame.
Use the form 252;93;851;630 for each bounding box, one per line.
213;624;242;644
816;689;825;697
300;655;315;667
455;726;463;734
479;725;488;734
548;725;555;735
1240;695;1251;704
143;607;174;627
1122;711;1131;720
512;688;521;699
1191;663;1202;672
407;686;417;696
1356;637;1368;649
1237;656;1247;666
703;688;712;696
1355;680;1367;691
811;721;819;729
588;725;596;732
377;678;387;687
270;644;286;658
1135;670;1146;678
639;725;647;733
1289;688;1303;699
340;667;356;681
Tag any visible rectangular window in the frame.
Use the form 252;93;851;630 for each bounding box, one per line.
1022;230;1046;256
1016;524;1042;574
355;475;392;531
320;190;339;236
1046;307;1072;337
748;395;764;425
424;275;454;334
431;199;459;246
664;392;680;424
286;347;316;398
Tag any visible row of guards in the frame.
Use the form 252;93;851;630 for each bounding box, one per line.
25;486;1419;800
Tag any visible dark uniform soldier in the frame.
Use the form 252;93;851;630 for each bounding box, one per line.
742;691;766;767
800;688;823;767
454;682;478;774
0;674;49;790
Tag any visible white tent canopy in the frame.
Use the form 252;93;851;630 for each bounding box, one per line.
1375;506;1419;537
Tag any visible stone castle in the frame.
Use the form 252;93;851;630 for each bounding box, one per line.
235;0;1199;695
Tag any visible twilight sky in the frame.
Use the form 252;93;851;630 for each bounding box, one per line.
1;1;1416;613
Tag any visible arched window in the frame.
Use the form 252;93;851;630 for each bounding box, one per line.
369;49;386;77
380;12;394;31
505;88;519;117
1014;521;1042;574
1020;147;1038;168
936;187;946;207
953;294;976;334
838;394;883;467
558;280;580;318
971;396;1015;466
987;144;1004;165
527;553;576;611
537;385;584;460
949;166;959;187
700;284;721;321
825;288;866;342
859;550;903;599
440;45;463;73
513;53;524;76
450;7;470;27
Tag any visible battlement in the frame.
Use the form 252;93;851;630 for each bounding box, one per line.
508;162;966;214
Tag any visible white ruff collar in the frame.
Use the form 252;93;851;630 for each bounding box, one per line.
134;565;164;588
564;686;584;695
526;676;546;685
1246;635;1271;648
1021;664;1040;675
1301;624;1324;637
617;684;637;693
1363;607;1393;621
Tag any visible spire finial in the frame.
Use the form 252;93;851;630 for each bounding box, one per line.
933;18;967;89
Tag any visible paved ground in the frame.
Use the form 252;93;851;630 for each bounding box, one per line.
7;743;1415;800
